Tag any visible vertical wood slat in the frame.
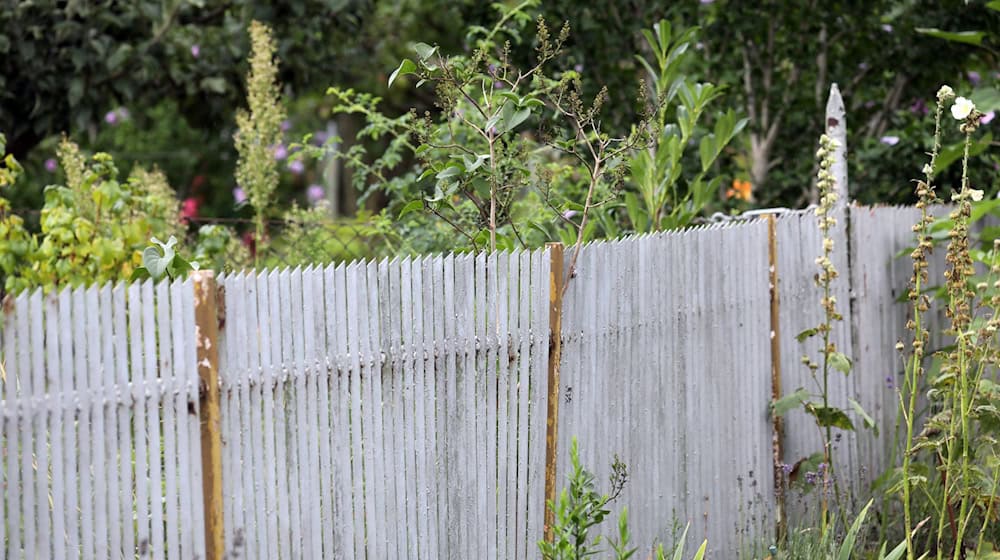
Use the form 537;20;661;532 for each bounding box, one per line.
543;242;564;543
331;263;356;559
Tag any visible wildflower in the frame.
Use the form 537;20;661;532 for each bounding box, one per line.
910;98;928;115
922;164;933;176
937;85;955;103
969;188;984;202
44;158;57;172
562;209;578;220
104;111;118;125
233;187;247;204
881;24;893;33
191;44;200;58
306;184;325;203
780;463;793;475
180;197;199;222
288;159;305;175
281;119;292;132
273;144;288;161
967;71;981;86
951;96;975;120
981;111;995;125
880;135;900;146
726;179;752;201
573;63;584;73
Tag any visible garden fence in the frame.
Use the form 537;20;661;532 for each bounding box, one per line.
0;202;934;559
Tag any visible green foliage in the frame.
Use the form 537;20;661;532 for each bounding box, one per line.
132;236;199;282
0;137;181;294
235;20;286;258
625;20;746;232
538;438;631;560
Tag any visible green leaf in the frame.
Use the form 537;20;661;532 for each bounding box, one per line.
412;42;437;61
849;398;878;435
881;539;908;560
989;0;1000;10
398;200;424;220
435;165;462;180
915;28;987;46
830;351;852;374
388;58;417;87
838;499;873;560
505;108;531;132
772;388;810;417
698;135;715;172
796;328;819;342
200;77;227;94
142;246;171;280
807;404;855;431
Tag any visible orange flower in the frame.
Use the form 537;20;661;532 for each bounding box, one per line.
726;179;752;201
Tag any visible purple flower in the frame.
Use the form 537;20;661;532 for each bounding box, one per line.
982;111;996;125
968;71;981;86
116;107;130;121
864;100;876;109
44;158;57;173
306;184;325;203
288;159;305;175
858;62;870;71
910;98;928;116
281;119;292;132
780;463;793;475
563;209;578;220
104;111;118;125
881;24;893;33
273;144;288;161
233;187;247;204
573;63;584;73
313;130;330;145
885;375;895;390
191;44;200;58
804;471;818;485
880;135;900;146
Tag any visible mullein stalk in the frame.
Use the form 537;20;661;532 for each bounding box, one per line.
814;134;841;532
901;84;950;560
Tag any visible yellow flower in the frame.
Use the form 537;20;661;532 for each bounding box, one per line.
726;179;753;201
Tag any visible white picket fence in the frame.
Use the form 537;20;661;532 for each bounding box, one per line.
0;204;927;558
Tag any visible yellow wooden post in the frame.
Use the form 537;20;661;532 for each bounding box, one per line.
543;242;564;543
193;271;225;559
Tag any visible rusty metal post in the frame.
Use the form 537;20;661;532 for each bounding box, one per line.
767;214;787;544
543;242;564;543
193;271;225;559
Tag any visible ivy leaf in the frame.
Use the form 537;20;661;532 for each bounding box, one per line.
142;245;171;280
829;351;852;374
388;58;417;87
771;388;810;418
849;398;878;436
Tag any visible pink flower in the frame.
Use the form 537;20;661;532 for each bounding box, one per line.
233;187;247;204
44;158;57;173
288;160;305;175
191;44;200;58
104;111;118;125
880;135;900;146
273;144;288;161
981;111;995;125
281;119;292;132
306;184;325;203
180;197;199;222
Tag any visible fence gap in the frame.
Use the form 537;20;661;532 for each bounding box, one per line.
543;242;564;543
193;271;225;559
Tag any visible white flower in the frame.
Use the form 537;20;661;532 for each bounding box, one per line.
952;96;975;120
937;85;955;102
969;188;984;202
922;164;933;176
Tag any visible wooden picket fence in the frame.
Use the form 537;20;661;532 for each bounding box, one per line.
0;200;938;559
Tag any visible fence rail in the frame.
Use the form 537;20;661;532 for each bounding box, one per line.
1;203;927;558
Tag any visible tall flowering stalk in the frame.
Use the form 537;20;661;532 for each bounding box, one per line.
813;134;844;528
899;84;949;560
234;21;286;265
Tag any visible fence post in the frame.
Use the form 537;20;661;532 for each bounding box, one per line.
543;242;564;543
767;214;787;544
193;271;225;559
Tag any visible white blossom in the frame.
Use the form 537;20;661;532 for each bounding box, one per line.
951;96;975;120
